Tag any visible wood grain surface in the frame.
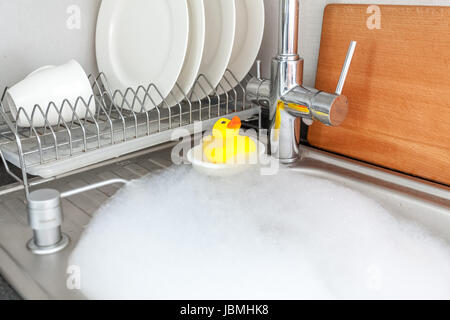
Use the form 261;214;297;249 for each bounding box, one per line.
308;4;450;185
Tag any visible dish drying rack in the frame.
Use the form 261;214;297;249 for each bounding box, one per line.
0;70;261;199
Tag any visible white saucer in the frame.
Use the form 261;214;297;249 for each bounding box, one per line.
187;137;266;177
96;0;189;111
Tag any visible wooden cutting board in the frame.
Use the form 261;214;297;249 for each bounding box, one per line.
308;4;450;186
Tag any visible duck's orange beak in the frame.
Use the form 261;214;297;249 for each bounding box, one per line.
227;116;241;129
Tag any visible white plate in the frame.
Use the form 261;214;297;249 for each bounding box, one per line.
192;0;236;101
96;0;189;111
219;0;265;93
187;137;266;177
166;0;205;107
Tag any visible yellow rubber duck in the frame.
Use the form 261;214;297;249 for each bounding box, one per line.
203;116;257;164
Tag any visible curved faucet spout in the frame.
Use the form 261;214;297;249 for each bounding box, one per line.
279;0;300;58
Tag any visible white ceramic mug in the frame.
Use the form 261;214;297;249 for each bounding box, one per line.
4;60;95;127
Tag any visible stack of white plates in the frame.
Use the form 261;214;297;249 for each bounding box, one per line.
96;0;265;111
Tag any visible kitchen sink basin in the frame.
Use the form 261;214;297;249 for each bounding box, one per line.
0;142;448;299
291;148;450;243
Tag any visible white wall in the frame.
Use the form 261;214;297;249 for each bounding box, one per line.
0;0;448;90
0;0;101;89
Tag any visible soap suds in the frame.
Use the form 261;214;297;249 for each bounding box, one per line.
70;166;450;299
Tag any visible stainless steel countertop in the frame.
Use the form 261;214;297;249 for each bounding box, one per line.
0;143;176;300
0;164;23;300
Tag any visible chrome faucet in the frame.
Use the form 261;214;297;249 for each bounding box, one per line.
247;0;356;163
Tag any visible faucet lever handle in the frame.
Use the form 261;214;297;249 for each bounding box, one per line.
335;41;357;95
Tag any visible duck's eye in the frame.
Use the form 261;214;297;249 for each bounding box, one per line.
221;121;226;124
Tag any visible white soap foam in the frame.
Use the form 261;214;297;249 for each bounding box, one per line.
69;166;450;300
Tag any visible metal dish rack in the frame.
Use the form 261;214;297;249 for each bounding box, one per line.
0;70;261;199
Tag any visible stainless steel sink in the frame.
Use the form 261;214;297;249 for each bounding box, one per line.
292;147;450;243
0;143;448;299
